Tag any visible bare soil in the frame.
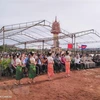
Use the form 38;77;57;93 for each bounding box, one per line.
0;68;100;100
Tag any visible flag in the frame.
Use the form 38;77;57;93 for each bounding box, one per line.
68;43;73;49
81;45;87;49
76;44;81;49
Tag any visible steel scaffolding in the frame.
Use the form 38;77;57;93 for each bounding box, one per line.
0;20;100;53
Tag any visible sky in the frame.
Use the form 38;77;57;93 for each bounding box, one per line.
0;0;100;48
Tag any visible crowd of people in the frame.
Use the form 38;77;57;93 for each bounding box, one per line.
0;51;100;85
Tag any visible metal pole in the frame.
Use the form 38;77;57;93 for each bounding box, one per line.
24;42;26;51
72;35;74;55
74;34;76;55
3;26;5;52
42;40;44;53
72;35;73;50
72;35;73;45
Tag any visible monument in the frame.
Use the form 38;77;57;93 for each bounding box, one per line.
51;17;61;53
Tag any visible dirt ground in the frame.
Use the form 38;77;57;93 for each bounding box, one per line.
0;68;100;100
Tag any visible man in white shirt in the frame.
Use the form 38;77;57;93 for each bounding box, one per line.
74;55;81;70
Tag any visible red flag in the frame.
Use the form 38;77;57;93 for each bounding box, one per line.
68;43;73;49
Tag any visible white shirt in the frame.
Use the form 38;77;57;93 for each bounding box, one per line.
81;57;87;63
65;55;71;62
30;57;35;64
87;57;92;61
16;58;21;66
47;56;54;63
11;59;14;65
74;57;80;64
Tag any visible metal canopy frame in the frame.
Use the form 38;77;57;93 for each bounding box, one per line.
0;20;100;52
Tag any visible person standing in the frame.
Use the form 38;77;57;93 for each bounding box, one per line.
37;54;43;74
47;52;54;80
65;51;71;77
54;53;62;73
15;54;23;85
21;53;27;77
28;52;36;83
41;55;48;73
61;53;66;72
11;55;16;77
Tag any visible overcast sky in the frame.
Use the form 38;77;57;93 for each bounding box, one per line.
0;0;100;48
1;0;100;32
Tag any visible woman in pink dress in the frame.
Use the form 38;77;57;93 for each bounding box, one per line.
65;51;71;77
47;52;54;80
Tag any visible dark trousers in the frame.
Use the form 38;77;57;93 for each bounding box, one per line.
54;62;62;72
36;66;39;75
80;63;85;69
42;64;47;73
37;64;43;74
61;63;65;72
22;67;28;77
74;63;84;70
11;65;16;75
74;63;80;70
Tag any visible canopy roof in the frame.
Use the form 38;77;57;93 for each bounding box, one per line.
0;20;100;50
